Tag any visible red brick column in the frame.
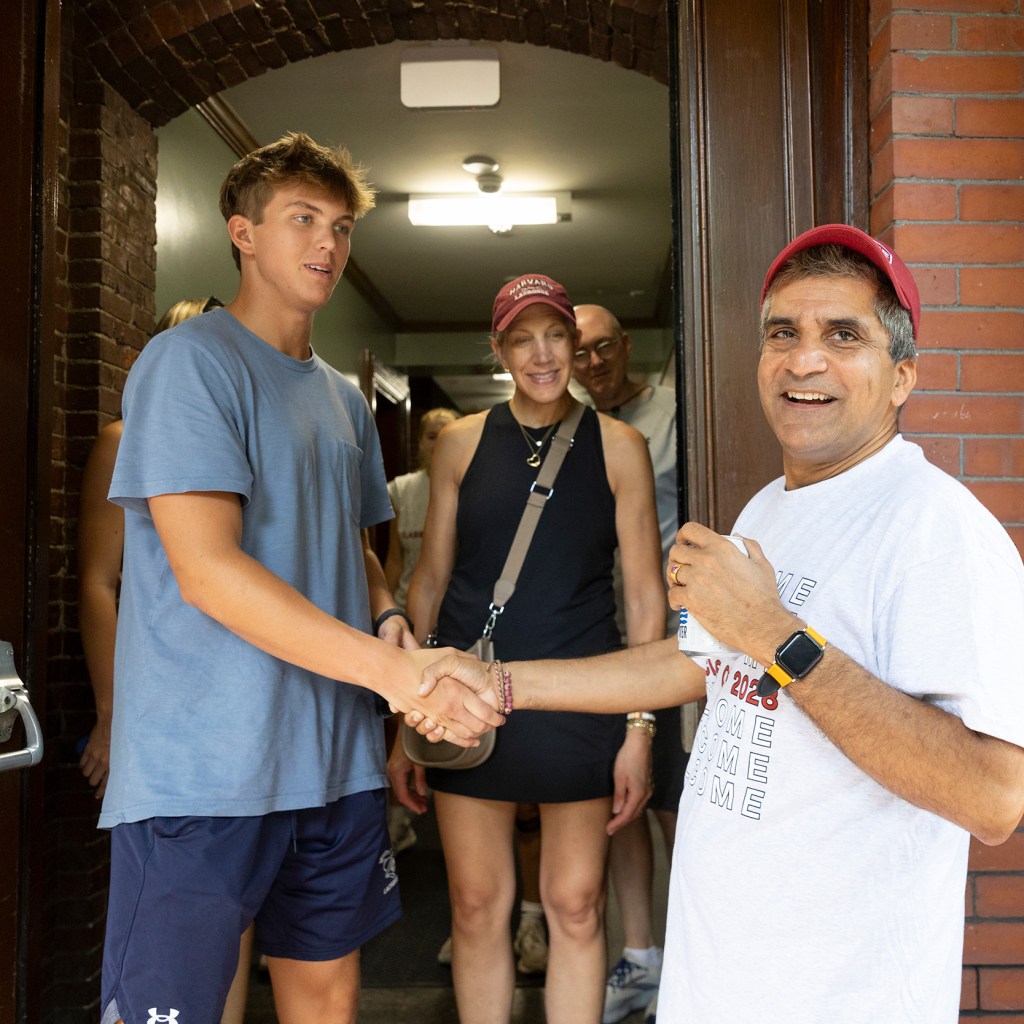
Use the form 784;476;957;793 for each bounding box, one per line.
869;3;1024;1019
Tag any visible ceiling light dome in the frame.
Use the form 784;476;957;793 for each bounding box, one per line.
461;155;499;175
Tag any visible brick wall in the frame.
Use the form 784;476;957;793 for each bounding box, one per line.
74;0;669;128
868;2;1024;1019
42;35;158;1018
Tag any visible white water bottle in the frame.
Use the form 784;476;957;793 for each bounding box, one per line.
677;535;748;665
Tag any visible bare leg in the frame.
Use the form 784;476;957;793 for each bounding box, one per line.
608;814;655;949
220;923;255;1024
653;807;677;860
435;791;518;1024
540;797;613;1024
266;950;360;1024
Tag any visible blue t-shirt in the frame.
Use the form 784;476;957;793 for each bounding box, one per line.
99;309;393;826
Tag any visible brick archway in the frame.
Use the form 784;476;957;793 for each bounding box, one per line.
75;0;669;127
64;0;672;426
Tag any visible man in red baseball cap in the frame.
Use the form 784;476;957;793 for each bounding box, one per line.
754;222;920;488
418;224;1024;1024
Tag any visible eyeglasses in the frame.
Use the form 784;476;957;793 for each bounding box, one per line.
573;337;621;366
202;295;224;313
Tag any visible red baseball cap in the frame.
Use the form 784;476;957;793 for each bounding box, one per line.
492;274;575;333
760;224;921;338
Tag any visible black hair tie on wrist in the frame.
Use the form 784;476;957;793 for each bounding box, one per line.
374;607;413;636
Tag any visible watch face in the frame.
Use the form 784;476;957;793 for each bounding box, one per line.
777;630;825;679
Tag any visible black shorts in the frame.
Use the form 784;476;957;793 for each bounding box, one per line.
650;705;687;811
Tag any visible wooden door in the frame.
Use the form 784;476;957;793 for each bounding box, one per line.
0;0;59;1019
673;0;867;529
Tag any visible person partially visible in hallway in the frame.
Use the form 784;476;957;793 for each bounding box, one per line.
383;406;460;859
79;295;260;1024
97;132;502;1024
572;303;682;1024
384;406;460;613
390;273;666;1024
415;225;1024;1024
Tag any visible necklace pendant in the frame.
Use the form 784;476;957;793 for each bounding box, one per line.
526;452;542;468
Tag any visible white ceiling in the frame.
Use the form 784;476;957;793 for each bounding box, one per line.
216;40;674;332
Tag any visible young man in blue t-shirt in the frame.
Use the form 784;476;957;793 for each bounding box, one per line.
99;132;501;1024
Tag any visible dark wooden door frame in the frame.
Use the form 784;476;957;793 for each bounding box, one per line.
672;0;867;531
0;0;59;1019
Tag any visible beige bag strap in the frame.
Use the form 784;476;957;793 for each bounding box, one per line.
483;399;586;636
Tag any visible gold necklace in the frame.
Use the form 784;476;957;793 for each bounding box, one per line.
514;417;558;467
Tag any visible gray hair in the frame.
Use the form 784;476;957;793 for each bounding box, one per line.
759;245;916;362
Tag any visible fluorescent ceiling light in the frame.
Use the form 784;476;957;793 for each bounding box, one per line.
408;192;572;228
401;45;500;109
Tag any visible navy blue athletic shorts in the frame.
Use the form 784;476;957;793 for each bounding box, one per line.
100;789;400;1024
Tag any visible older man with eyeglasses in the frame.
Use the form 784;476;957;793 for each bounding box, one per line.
573;304;684;1024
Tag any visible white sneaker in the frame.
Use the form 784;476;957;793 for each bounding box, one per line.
437;935;452;965
602;956;661;1024
513;914;548;974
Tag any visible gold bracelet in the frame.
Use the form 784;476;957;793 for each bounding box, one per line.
625;717;656;739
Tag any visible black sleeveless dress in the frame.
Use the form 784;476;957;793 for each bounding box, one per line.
427;402;623;802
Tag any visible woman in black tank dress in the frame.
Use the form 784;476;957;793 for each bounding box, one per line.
389;275;665;1024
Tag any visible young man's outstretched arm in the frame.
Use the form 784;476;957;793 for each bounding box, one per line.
150;490;502;743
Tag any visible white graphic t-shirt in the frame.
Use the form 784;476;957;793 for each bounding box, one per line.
659;437;1024;1023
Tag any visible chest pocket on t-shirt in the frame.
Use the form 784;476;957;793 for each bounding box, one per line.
248;429;364;531
325;436;364;527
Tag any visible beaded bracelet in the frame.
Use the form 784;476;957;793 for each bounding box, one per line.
492;659;513;715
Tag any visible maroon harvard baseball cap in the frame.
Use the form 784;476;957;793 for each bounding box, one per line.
492;274;575;333
760;224;921;339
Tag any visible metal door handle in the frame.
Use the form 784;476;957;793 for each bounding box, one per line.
0;641;43;771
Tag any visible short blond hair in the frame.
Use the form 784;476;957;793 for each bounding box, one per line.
154;296;222;335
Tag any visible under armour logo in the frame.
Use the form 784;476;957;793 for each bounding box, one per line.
147;1010;180;1023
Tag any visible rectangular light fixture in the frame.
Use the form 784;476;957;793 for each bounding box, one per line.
408;192;572;229
400;45;500;109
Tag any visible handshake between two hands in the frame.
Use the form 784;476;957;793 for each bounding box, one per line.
388;645;655;835
396;647;505;748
